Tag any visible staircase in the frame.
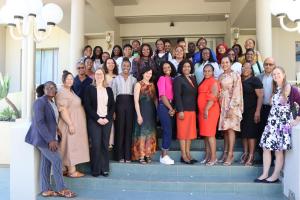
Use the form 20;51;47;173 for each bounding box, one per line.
38;139;287;200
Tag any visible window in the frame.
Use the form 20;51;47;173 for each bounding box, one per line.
35;48;59;85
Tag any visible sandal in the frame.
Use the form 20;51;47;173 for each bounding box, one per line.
41;190;58;197
206;159;218;166
145;156;152;163
245;154;254;166
58;189;76;198
218;151;228;163
139;158;147;164
67;171;85;178
223;155;234;166
240;153;248;164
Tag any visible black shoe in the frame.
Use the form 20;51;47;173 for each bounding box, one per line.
254;178;266;183
180;157;193;165
101;172;109;177
264;179;279;183
92;173;100;177
190;159;198;164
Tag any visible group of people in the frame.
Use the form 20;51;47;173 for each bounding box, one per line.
25;37;300;198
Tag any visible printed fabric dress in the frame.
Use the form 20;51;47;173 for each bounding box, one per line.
218;71;243;131
260;87;292;151
131;81;157;160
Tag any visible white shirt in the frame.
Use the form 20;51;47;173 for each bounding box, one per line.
96;87;108;117
111;74;137;100
116;56;134;74
262;73;273;105
170;59;182;71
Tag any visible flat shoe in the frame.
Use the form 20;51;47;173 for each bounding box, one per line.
41;190;58;197
254;178;266;183
265;179;279;183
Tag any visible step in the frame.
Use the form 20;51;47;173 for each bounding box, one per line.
37;189;287;200
157;138;243;150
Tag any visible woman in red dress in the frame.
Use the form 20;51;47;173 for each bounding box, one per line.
198;64;220;166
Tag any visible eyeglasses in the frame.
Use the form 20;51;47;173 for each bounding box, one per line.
264;63;274;66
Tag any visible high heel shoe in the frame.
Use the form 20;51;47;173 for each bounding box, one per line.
206;159;218;166
180;157;193;165
245;154;254;166
218;151;227;163
223;154;234;166
239;153;248;164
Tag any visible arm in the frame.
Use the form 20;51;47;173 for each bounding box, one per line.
254;89;264;123
111;77;117;101
173;77;184;112
84;86;101;122
34;100;56;144
56;93;75;134
134;82;143;125
106;87;115;121
204;82;219;119
228;73;243;115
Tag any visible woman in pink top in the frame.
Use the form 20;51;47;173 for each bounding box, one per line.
157;61;177;165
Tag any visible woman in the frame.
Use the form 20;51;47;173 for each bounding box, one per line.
83;45;92;58
84;68;115;177
84;57;95;79
241;38;263;64
111;45;123;61
174;59;198;164
153;39;172;70
194;47;220;85
132;43;157;81
56;71;90;177
164;39;172;53
25;82;76;198
111;58;137;162
216;42;228;64
256;67;300;183
232;44;243;63
218;56;243;166
132;66;157;164
99;52;111;68
157;61;177;165
92;46;103;70
170;45;185;71
245;48;264;76
240;63;263;166
198;64;220;166
226;48;242;75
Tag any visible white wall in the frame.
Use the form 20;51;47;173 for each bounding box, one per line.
0;26;5;75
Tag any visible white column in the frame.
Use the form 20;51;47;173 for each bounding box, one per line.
70;0;85;74
256;0;272;58
0;26;6;74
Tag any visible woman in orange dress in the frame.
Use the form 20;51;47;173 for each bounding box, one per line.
198;64;220;166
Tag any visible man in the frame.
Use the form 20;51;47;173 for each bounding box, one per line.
131;40;140;58
116;44;134;74
72;61;93;104
186;42;196;60
164;39;172;53
193;37;217;64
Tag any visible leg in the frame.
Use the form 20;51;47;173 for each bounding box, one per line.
186;140;192;160
179;140;189;162
124;104;134;161
115;105;126;161
100;122;112;173
39;151;51;192
219;131;228;162
158;103;172;157
207;136;217;163
37;147;66;192
267;150;284;181
224;129;235;165
257;149;272;180
88;120;102;176
245;139;256;166
241;138;249;164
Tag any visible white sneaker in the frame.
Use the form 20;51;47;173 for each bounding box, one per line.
160;155;175;165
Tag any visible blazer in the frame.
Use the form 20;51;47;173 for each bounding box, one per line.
173;75;198;112
25;95;58;148
84;85;115;122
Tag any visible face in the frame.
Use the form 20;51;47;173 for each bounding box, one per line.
156;40;165;51
264;58;276;74
178;41;186;51
233;46;240;55
182;62;191;75
162;63;172;76
197;39;207;50
106;59;116;72
143;70;152;81
102;53;110;62
227;50;236;62
95;69;105;83
142;45;150;57
113;47;121;56
221;57;231;72
64;74;74;87
245;39;255;50
165;42;171;52
77;63;86;75
272;68;285;84
95;47;102;56
175;46;184;59
84;47;92;57
132;41;140;51
44;83;57;98
123;47;132;58
85;59;93;70
245;51;254;62
202;49;210;61
188;43;196;54
218;45;226;54
203;65;213;79
242;63;252;77
121;61;131;74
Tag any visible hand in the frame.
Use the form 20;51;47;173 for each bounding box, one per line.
49;141;58;152
97;118;105;125
168;109;175;117
68;124;75;135
204;109;208;119
102;118;109;125
178;112;184;120
291;117;300;127
137;115;143;125
254;111;260;123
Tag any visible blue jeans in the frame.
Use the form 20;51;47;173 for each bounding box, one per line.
37;146;66;192
157;101;174;150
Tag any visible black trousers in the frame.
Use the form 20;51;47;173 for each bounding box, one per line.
114;95;134;161
88;119;112;176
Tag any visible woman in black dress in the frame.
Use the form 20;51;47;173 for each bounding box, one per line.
240;62;263;165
